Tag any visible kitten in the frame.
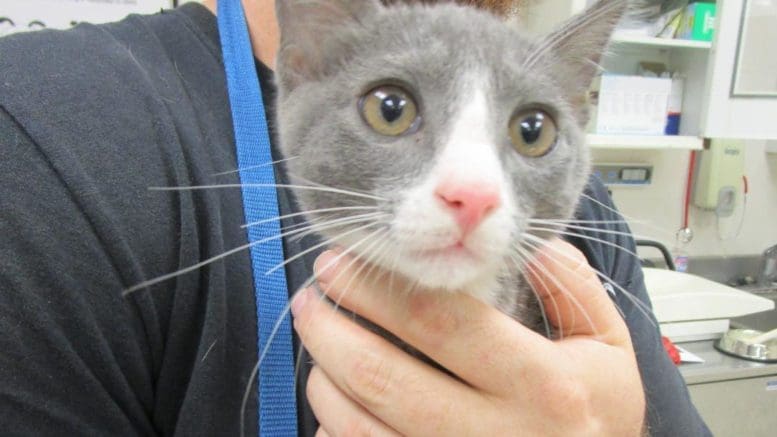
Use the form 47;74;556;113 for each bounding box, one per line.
274;0;638;334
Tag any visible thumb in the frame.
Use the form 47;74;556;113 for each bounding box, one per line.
525;239;630;345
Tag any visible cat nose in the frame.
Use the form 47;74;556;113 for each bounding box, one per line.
435;183;501;237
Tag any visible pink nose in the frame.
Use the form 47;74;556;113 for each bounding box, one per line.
435;182;501;237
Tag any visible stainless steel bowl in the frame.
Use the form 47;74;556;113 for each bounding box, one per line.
716;329;777;363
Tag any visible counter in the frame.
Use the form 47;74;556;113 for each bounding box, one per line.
678;340;777;437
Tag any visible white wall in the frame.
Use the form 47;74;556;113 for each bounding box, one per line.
0;0;172;34
593;141;777;258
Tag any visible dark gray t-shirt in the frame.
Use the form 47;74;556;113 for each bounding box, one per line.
0;3;709;436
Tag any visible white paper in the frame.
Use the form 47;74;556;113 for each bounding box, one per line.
677;345;705;364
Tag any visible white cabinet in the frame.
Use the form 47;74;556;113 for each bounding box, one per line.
701;0;777;139
522;0;777;148
679;340;777;437
600;35;709;150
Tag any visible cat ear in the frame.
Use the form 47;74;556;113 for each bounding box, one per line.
531;0;627;121
275;0;382;91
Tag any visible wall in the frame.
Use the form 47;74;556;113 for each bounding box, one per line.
592;140;777;258
0;0;172;35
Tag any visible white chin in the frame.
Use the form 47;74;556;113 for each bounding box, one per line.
335;232;507;300
391;250;501;294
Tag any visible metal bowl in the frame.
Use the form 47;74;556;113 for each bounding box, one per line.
716;329;777;363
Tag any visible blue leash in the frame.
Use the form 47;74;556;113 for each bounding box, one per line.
216;1;298;435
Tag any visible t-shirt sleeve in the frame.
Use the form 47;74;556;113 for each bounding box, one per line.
0;107;157;436
572;177;712;437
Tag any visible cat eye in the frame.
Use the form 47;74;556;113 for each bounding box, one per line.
360;85;420;136
508;109;557;157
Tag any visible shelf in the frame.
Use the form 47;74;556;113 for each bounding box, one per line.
611;35;713;50
587;134;704;150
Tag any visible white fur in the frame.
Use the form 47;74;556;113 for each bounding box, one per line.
382;82;517;304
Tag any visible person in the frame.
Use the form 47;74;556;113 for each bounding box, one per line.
0;0;710;435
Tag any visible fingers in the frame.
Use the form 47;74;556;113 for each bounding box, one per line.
526;239;630;345
309;251;553;395
307;366;401;437
298;246;644;437
291;287;479;436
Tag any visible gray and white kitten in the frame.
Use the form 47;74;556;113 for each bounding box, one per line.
274;0;636;333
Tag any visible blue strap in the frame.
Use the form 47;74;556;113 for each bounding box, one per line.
216;1;297;435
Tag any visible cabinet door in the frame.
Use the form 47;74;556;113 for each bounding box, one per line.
701;0;777;139
688;376;777;437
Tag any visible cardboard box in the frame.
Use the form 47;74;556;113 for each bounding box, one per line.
591;75;672;136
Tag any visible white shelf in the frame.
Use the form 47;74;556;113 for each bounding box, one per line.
611;35;712;50
767;141;777;154
587;134;704;150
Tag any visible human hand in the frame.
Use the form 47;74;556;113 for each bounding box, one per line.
291;239;645;436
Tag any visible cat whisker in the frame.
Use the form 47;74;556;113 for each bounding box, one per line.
526;224;646;241
530;223;663;247
344;237;396;309
524;235;626;320
387;231;406;296
286;213;389;244
149;183;387;202
525;261;561;339
528;218;634;225
402;279;421;300
525;226;641;259
292;229;390;384
508;252;554;339
328;231;393;315
240;226;389;437
123;213;386;295
300;229;392;349
275;211;368;234
265;219;390;276
201;339;218;364
274;211;386;244
356;232;398;296
210;156;299;177
278;218;320;233
513;241;598;337
579;192;673;237
242;206;379;229
523;235;650;324
521;234;656;327
123;241;254;296
278;212;382;238
287;172;380;200
528;220;664;241
513;245;570;338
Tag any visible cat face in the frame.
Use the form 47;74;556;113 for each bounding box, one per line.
275;0;624;305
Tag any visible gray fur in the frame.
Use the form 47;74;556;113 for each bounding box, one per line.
274;0;628;334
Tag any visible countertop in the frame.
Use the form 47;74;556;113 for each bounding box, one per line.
678;340;777;384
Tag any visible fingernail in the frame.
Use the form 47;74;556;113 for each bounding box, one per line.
291;288;312;317
313;250;340;285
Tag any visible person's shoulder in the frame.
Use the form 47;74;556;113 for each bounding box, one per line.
0;5;231;242
0;5;226;166
0;5;218;119
575;174;617;223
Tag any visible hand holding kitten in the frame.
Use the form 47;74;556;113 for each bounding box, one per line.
292;239;646;436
